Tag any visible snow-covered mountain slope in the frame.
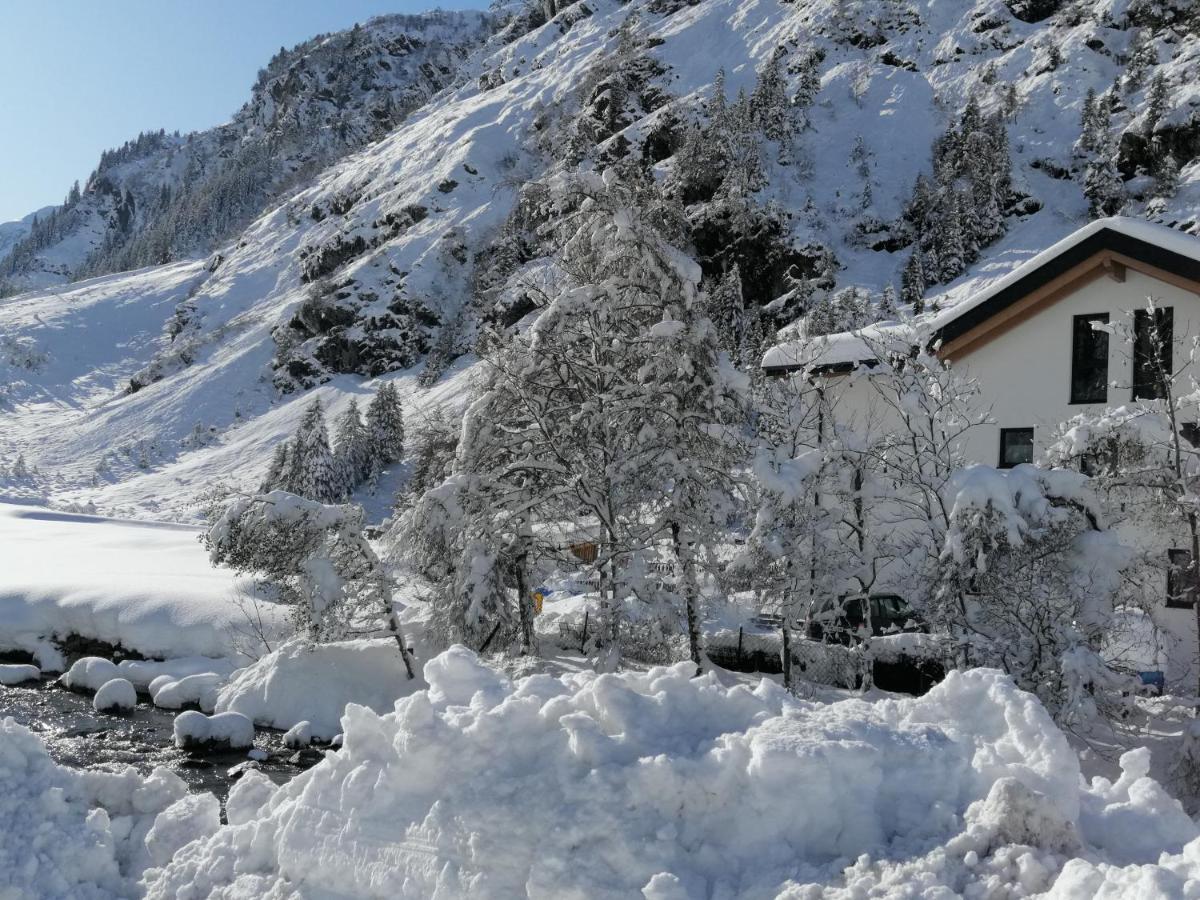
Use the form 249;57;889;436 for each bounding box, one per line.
1;0;1198;522
0;206;55;263
0;11;493;297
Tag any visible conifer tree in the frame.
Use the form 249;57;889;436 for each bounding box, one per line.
365;383;405;472
287;398;343;503
901;246;926;313
704;265;745;355
1145;71;1169;136
334;398;372;492
878;283;898;320
261;441;291;493
1084;134;1125;218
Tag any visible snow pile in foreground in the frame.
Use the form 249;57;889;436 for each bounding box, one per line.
214;638;426;739
145;649;1199;899
0;717;215;899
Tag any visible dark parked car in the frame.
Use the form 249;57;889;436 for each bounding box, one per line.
807;594;926;645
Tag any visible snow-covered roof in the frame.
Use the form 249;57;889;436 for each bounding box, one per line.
763;217;1200;373
760;322;902;371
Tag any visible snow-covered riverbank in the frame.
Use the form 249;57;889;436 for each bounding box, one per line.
0;502;288;665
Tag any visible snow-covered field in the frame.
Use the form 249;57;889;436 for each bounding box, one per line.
0;502;286;664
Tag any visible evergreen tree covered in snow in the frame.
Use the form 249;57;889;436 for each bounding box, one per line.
286;399;344;503
901;99;1014;292
334;398;372;491
365;383;405;474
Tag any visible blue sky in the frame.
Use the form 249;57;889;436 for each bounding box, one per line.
0;1;487;222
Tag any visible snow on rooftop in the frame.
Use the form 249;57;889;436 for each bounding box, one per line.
763;217;1200;372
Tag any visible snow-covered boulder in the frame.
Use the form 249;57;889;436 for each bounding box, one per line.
214;638;424;739
60;656;120;692
0;663;40;685
93;677;136;713
151;671;226;711
116;656;237;692
173;711;255;753
282;720;313;749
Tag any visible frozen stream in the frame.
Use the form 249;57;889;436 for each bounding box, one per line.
0;676;317;803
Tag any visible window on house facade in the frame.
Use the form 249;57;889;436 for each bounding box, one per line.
1182;422;1200;447
1133;307;1173;400
999;428;1034;468
1070;313;1109;404
1168;548;1196;608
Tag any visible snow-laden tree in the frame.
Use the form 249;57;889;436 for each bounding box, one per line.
393;368;545;654
206;491;415;677
286;399;345;503
735;371;834;691
365;382;405;475
852;326;992;646
637;256;749;669
260;442;291;494
900;246;926;312
334;398;372;491
937;464;1132;726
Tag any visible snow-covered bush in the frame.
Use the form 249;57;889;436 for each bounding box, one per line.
939;464;1135;725
206;491;415;677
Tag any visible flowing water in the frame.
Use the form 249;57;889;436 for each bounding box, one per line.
1;677;320;802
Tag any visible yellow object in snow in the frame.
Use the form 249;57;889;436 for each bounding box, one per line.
533;592;544;614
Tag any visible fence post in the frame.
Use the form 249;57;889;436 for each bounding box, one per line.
736;626;744;668
580;611;589;653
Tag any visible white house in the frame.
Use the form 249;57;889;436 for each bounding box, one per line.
763;217;1200;684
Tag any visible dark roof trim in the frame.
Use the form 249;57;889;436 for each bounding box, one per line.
936;227;1200;346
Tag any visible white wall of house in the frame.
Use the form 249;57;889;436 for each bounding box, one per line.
816;266;1200;685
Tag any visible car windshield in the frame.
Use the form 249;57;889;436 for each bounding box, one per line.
871;596;910;621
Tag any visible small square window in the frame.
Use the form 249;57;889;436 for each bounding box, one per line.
999;428;1034;469
1182;423;1200;447
1168;548;1195;608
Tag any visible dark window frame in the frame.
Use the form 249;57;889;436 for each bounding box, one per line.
1132;307;1174;401
1070;312;1110;404
1167;548;1196;609
999;427;1034;469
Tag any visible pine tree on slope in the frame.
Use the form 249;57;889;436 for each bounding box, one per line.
335;398;372;492
288;399;344;503
366;383;405;474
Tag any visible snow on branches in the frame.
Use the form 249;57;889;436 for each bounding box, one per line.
206;491;415;677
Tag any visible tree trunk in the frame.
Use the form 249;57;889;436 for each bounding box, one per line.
670;521;703;674
513;545;535;655
380;575;416;680
781;616;793;692
1190;510;1200;706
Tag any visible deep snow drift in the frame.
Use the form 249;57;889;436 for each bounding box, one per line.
142;648;1199;899
0;503;288;663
